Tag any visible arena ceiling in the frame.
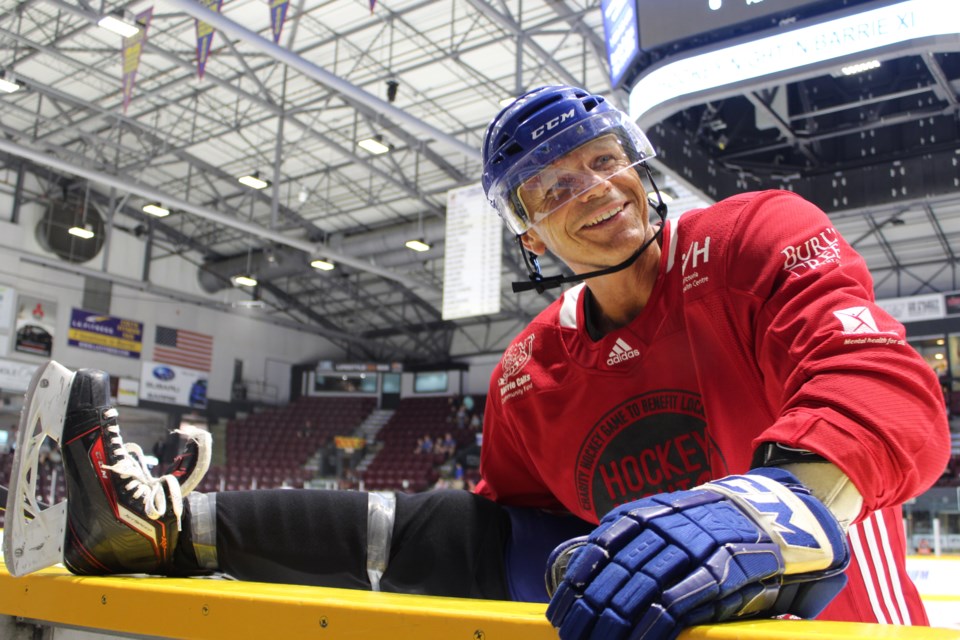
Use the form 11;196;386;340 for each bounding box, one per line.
0;0;958;365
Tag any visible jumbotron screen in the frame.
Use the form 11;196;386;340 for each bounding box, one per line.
636;0;874;51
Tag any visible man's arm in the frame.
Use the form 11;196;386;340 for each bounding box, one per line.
730;190;949;513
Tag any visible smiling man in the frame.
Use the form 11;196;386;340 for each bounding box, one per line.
477;85;950;638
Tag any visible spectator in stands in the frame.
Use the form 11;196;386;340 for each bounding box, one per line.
413;436;432;455
446;396;458;423
438;432;456;457
420;435;433;454
452;463;465;490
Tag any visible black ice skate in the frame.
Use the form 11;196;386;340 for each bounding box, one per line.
3;360;211;577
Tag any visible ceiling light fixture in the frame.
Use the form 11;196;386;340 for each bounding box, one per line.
310;258;335;271
405;211;430;252
68;224;95;239
386;79;399;103
97;11;140;38
358;135;390;155
238;171;270;189
231;274;258;287
840;59;881;76
0;74;21;93
405;238;430;252
142;203;170;217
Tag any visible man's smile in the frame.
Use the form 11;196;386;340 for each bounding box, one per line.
582;203;625;229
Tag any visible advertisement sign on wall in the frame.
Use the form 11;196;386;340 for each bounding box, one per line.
117;377;140;406
14;295;57;358
139;360;208;409
0;284;15;357
0;358;39;393
68;308;144;359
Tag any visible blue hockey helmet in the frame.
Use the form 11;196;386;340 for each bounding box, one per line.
481;85;656;235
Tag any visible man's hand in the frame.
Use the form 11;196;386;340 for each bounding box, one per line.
545;468;850;640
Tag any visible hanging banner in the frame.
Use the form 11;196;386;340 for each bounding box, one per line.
14;295;57;358
269;0;289;44
121;7;153;113
195;0;224;80
68;308;144;359
140;360;208;409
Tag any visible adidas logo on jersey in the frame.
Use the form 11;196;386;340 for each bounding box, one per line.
607;338;640;366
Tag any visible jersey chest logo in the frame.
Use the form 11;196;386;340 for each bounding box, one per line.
574;390;722;519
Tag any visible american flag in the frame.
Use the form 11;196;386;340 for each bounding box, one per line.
154;326;213;372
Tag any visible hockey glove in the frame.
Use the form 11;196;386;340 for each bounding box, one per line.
545;467;850;640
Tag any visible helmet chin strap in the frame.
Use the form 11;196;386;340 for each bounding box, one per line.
512;165;668;294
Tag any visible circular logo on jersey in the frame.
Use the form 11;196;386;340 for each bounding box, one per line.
574;390;718;519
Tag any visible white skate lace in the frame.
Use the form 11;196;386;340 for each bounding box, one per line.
100;411;212;531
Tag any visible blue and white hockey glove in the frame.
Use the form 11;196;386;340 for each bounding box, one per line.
545;467;850;640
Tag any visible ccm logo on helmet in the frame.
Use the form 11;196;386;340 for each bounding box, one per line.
531;109;575;140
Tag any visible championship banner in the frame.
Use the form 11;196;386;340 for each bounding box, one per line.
140;360;208;409
269;0;289;44
0;358;39;393
14;295;57;358
121;7;153;113
195;0;224;80
68;308;143;359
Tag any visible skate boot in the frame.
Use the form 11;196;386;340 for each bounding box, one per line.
3;360;211;577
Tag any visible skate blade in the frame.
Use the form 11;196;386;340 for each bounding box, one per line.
3;360;75;577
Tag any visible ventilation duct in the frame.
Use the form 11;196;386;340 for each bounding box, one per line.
35;196;105;264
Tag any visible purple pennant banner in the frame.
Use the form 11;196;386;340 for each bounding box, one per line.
269;0;289;44
121;7;153;113
195;0;224;80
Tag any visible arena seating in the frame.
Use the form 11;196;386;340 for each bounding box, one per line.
361;396;481;492
198;395;376;492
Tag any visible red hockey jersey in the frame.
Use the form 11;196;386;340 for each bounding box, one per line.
476;190;950;624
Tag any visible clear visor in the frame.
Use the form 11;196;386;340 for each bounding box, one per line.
516;139;645;227
488;111;655;235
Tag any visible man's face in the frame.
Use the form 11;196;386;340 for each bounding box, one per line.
517;134;650;274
